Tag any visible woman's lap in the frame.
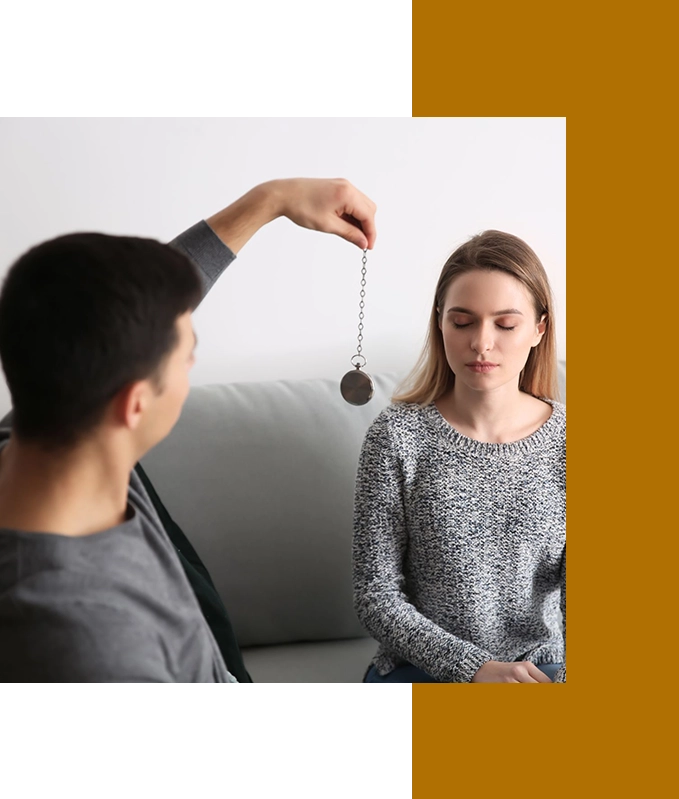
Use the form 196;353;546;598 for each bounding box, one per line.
365;663;438;683
364;662;564;683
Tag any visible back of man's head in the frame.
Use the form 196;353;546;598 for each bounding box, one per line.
0;233;202;450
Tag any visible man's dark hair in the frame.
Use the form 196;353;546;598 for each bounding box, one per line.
0;233;203;450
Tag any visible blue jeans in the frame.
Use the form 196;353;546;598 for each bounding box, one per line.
365;662;564;683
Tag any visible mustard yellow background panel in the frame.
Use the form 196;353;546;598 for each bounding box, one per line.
412;0;671;794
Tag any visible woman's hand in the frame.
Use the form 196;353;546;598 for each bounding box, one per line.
471;660;553;683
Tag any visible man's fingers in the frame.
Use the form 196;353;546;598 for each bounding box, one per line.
333;180;376;249
332;217;369;249
346;208;377;249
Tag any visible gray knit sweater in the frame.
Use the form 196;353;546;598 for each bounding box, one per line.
353;398;566;683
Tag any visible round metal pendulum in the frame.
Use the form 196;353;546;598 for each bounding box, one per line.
341;360;374;406
340;249;375;406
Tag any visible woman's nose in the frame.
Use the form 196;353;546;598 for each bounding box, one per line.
471;323;494;353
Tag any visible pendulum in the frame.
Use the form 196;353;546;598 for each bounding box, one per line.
340;248;374;405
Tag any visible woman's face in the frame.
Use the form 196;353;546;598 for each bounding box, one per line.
439;269;545;395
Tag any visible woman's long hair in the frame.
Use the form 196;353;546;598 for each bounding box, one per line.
394;230;559;404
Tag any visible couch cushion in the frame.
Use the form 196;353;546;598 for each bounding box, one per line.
241;637;379;683
141;373;403;648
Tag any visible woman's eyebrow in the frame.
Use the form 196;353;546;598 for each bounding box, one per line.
447;306;524;316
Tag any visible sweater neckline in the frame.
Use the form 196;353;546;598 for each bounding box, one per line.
425;397;563;455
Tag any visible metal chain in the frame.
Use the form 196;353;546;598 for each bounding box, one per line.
351;249;368;368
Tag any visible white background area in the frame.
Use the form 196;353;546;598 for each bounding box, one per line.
0;117;565;418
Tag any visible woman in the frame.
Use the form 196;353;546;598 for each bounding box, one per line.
353;231;565;683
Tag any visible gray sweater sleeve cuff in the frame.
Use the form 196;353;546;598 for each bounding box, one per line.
168;220;236;300
553;664;566;683
455;647;494;683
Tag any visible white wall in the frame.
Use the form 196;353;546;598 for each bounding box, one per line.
0;118;565;418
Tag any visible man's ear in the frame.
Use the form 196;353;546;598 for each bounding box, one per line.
115;381;151;431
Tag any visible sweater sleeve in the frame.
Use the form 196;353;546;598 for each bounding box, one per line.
168;220;236;302
553;547;566;682
352;410;494;683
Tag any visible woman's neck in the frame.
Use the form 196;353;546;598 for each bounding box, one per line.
435;382;551;444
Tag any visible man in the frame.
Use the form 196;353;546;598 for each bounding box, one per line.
0;177;377;682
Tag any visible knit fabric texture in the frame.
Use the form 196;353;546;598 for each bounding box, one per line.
353;398;566;683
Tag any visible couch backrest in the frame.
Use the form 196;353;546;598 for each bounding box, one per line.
141;372;404;647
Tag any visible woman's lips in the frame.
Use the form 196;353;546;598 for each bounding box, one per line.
465;362;499;373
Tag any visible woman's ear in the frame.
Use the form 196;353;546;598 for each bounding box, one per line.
532;314;547;347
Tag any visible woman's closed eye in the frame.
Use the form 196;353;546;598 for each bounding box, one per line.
451;320;517;331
